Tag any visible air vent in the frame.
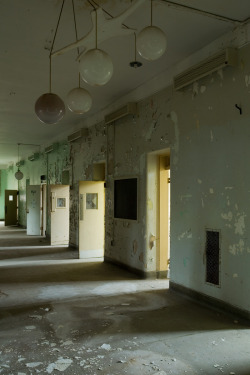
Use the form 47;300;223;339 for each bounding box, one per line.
67;128;89;143
105;102;137;125
28;153;39;161
44;145;53;154
174;48;237;91
205;229;220;286
16;160;24;167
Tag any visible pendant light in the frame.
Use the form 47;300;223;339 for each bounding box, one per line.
15;143;23;181
137;0;167;61
79;9;113;86
129;33;142;68
66;0;92;114
35;1;65;124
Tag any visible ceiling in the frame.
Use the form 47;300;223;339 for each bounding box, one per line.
0;0;250;168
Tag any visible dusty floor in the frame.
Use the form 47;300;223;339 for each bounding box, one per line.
0;224;250;375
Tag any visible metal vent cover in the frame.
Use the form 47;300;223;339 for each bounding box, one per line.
105;102;137;125
174;48;238;91
67;128;89;143
205;230;220;286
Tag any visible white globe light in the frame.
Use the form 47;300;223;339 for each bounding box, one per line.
35;93;65;124
67;87;92;114
15;169;23;180
137;26;167;61
79;48;113;86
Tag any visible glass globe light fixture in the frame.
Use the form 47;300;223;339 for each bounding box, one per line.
79;49;113;86
35;93;65;124
137;26;167;61
67;87;92;114
15;169;23;181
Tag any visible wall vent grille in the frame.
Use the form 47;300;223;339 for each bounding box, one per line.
44;145;53;154
174;48;237;91
205;230;220;286
105;103;137;125
67;128;89;143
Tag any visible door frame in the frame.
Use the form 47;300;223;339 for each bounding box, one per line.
147;149;170;278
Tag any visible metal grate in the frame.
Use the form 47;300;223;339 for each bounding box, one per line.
205;230;220;285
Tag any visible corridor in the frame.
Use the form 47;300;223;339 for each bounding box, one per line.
0;223;249;375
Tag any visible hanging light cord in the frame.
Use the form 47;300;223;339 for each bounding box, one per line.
134;32;137;60
71;0;81;87
151;0;153;26
49;0;65;92
17;143;20;164
95;9;98;49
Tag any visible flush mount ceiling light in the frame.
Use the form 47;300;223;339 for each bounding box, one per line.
15;143;23;181
66;0;92;114
137;0;167;61
79;9;113;86
35;1;66;124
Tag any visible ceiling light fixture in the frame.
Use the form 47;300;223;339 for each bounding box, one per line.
15;143;23;181
130;33;143;68
79;9;113;86
137;0;167;61
67;0;92;114
35;1;66;124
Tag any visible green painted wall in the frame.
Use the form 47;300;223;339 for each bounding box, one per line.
0;168;18;220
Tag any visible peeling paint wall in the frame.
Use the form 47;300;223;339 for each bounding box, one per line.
169;44;250;312
2;35;250;314
2;141;70;229
0;168;18;219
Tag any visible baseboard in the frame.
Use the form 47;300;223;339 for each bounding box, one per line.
80;249;103;259
69;242;78;249
170;281;250;322
104;256;157;279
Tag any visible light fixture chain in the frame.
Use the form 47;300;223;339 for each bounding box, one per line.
49;0;65;92
71;0;81;87
95;9;98;49
151;0;153;26
134;32;137;60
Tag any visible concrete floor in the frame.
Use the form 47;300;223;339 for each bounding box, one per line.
0;224;250;375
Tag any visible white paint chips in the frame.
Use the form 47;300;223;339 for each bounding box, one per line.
47;358;73;373
234;214;246;235
221;212;233;221
26;362;43;368
100;343;111;351
229;239;245;255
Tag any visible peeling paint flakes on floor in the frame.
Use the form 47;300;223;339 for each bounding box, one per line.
47;358;73;373
61;339;73;346
29;314;42;320
26;361;43;368
24;325;36;330
100;343;111;350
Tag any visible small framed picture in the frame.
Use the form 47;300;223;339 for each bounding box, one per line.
86;193;98;209
56;197;67;208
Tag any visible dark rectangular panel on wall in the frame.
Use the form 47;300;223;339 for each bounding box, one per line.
205;230;220;286
114;178;137;220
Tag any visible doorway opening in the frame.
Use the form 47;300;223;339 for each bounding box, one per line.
159;154;171;278
5;190;18;226
147;150;170;278
49;185;70;246
79;180;105;260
